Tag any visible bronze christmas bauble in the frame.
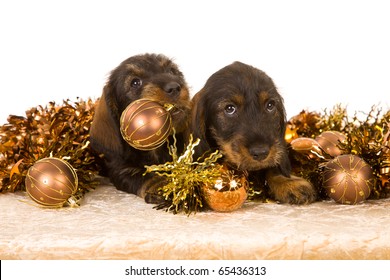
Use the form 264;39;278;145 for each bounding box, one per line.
25;157;78;207
202;168;249;212
291;137;322;158
120;99;172;150
322;154;374;204
315;131;346;157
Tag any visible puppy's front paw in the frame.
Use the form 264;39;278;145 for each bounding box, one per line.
138;176;167;204
144;191;165;204
268;175;317;204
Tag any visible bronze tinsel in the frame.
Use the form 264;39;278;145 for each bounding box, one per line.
0;98;102;201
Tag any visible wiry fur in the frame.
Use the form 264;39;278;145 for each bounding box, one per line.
90;53;191;202
191;61;317;204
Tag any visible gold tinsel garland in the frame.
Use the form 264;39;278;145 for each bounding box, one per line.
0;98;102;200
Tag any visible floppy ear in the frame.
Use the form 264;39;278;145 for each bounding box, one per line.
276;91;287;138
278;147;292;177
276;94;291;177
90;85;123;155
191;89;212;158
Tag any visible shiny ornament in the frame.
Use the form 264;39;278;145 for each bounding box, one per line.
120;99;173;150
322;154;374;204
202;168;249;212
25;157;78;207
291;137;323;158
315;131;346;157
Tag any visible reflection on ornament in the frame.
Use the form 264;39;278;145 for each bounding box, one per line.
322;154;374;204
120;99;173;150
202;167;248;212
25;157;78;207
315;131;346;157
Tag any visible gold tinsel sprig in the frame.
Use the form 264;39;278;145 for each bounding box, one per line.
144;134;223;215
0;98;102;198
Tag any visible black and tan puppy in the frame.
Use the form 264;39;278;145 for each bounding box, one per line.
191;61;316;204
90;53;191;202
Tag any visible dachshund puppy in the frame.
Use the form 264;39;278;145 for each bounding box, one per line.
191;61;317;204
90;53;191;202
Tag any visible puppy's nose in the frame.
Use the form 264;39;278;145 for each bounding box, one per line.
164;82;181;96
249;145;270;160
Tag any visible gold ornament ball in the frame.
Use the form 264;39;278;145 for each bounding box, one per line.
25;157;78;207
315;131;346;157
322;154;374;204
120;99;172;150
202;168;249;212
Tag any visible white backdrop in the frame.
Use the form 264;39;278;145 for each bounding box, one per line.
1;0;389;124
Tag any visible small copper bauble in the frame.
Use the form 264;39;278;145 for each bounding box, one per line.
120;99;172;150
25;157;78;207
315;131;346;157
202;167;249;212
291;137;322;158
322;154;374;204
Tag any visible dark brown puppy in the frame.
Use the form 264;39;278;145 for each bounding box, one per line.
191;61;316;204
90;53;191;202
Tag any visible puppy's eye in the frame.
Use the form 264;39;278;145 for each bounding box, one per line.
266;100;276;112
130;78;142;88
225;104;237;115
